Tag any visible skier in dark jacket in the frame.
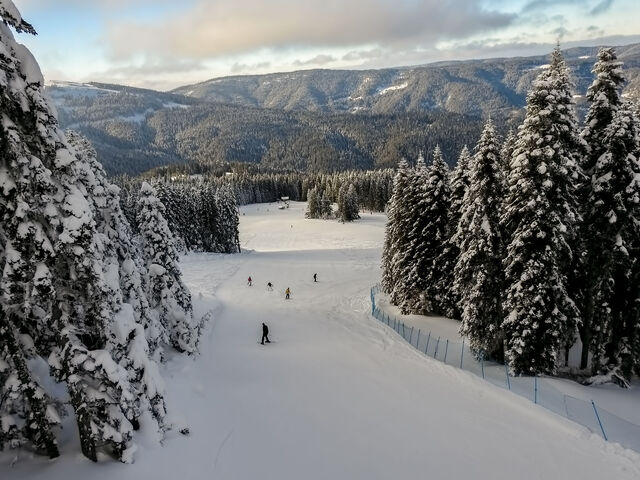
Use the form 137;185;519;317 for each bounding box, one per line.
261;322;270;344
313;273;317;282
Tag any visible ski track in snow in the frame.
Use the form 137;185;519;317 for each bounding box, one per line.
2;202;640;480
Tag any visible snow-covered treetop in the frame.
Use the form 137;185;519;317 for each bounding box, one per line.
0;0;36;34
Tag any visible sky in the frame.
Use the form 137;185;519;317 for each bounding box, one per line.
12;0;640;91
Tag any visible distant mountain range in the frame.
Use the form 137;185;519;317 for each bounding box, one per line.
172;43;640;117
48;43;640;176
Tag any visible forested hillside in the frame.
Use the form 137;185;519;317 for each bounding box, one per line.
49;83;486;176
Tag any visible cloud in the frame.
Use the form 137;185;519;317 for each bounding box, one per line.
230;61;272;74
522;0;582;12
103;0;515;61
342;49;385;62
551;26;570;40
292;54;336;67
589;0;615;15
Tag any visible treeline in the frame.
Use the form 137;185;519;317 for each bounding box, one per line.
118;179;240;254
382;47;640;384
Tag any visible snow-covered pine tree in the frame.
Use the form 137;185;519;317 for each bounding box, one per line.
393;155;428;312
381;159;411;300
305;187;320;218
337;183;360;222
454;120;506;360
577;47;627;371
66;131;168;423
320;191;333;219
137;182;199;354
586;103;640;382
0;4;62;457
500;47;585;375
215;184;241;253
450;146;472;234
420;147;454;315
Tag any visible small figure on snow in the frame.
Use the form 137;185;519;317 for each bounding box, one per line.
267;282;273;291
261;322;270;344
313;273;317;282
248;276;252;286
285;287;290;300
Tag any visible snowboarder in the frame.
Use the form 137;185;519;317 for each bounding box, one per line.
285;287;290;299
313;273;317;282
261;322;270;344
248;276;252;286
267;282;273;291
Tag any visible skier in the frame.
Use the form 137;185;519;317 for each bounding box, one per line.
267;282;273;291
313;273;317;282
261;322;270;344
248;276;252;286
285;287;290;299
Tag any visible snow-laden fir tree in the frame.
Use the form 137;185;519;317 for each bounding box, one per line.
419;147;453;315
0;5;62;458
305;187;320;218
0;2;172;460
66;131;168;420
214;183;241;253
137;182;199;354
577;47;628;371
500;47;585;375
337;183;360;222
454;120;506;360
381;159;412;300
449;146;472;234
393;154;429;312
585;103;640;382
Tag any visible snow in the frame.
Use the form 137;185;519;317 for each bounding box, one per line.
378;82;408;95
2;202;640;479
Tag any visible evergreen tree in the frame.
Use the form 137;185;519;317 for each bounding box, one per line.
577;47;628;371
586;103;640;382
215;184;241;253
137;182;199;353
305;187;320;218
500;47;585;375
419;147;453;315
454;120;505;359
394;155;429;312
338;183;360;222
381;160;411;299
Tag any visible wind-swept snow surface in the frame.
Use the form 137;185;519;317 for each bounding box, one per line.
2;202;639;479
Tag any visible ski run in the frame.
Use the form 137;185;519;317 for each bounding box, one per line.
3;202;639;480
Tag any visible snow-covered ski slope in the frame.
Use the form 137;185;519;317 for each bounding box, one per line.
3;202;640;479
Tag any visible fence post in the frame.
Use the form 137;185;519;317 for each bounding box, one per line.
505;363;511;390
416;329;421;348
460;339;465;368
481;355;485;379
444;340;449;364
371;289;375;315
591;401;607;441
425;332;431;354
402;322;405;338
409;326;414;345
434;336;440;359
534;376;538;404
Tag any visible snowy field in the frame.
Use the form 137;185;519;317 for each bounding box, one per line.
2;201;640;479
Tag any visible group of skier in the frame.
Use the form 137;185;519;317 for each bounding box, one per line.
252;273;319;344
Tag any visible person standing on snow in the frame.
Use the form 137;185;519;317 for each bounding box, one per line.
313;273;317;282
285;287;290;299
267;281;273;291
248;276;252;286
261;323;270;344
